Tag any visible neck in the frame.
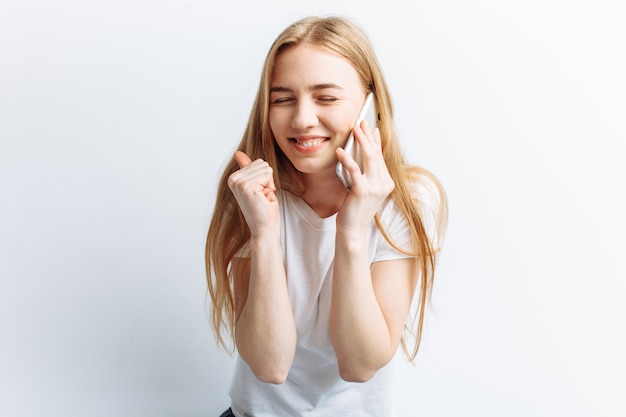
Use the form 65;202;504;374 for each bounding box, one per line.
301;170;349;218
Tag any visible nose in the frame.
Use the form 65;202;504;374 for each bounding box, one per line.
290;100;318;130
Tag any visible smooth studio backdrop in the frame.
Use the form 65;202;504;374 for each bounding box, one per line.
1;1;624;416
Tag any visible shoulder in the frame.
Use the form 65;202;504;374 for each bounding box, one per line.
387;166;448;253
409;167;448;252
410;168;446;218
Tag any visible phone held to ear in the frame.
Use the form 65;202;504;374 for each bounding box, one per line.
336;92;379;191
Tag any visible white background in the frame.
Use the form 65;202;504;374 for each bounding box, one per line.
1;1;624;416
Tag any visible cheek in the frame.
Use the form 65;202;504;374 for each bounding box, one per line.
319;109;352;135
268;111;288;151
268;107;291;128
268;109;291;140
268;110;279;134
331;118;356;141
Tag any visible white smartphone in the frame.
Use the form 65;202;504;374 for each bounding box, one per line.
336;92;379;191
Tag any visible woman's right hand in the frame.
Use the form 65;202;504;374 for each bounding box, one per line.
227;151;279;238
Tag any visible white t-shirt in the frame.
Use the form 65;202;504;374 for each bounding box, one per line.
230;190;415;417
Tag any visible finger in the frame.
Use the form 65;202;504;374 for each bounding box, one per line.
263;187;277;202
234;150;253;168
360;119;372;135
244;159;276;192
353;123;374;159
231;157;276;196
372;127;382;147
358;120;377;145
336;147;362;178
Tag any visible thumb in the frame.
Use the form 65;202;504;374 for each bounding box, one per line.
234;151;253;168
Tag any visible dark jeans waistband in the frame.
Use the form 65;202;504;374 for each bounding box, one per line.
219;408;235;417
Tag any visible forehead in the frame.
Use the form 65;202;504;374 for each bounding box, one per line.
271;44;362;89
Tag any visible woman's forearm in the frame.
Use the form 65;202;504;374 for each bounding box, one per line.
330;229;396;382
235;232;296;384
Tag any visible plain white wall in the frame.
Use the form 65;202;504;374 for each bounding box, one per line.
1;1;624;416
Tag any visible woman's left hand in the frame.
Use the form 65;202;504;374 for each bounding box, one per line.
335;119;394;232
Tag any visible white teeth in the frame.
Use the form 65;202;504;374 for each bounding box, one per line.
298;138;324;147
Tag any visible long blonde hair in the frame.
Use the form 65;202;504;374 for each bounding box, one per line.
205;15;448;361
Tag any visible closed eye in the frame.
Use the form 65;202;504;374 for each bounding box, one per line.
317;96;338;103
271;97;295;105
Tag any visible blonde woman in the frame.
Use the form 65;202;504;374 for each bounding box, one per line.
206;15;447;417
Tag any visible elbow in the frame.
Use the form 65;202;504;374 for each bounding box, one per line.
337;363;379;383
336;352;395;382
254;369;289;385
236;338;295;385
250;364;290;385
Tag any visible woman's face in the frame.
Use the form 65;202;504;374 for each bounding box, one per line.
269;43;366;177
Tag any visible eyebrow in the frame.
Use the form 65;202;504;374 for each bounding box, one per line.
269;83;344;93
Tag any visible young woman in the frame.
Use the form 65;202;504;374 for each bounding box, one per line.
206;15;447;417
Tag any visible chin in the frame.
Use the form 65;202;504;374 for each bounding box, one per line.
294;161;338;177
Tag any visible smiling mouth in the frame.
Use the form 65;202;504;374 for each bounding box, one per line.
290;137;327;148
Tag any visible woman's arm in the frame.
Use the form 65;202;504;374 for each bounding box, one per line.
228;151;296;384
330;235;417;382
232;238;296;384
331;120;417;382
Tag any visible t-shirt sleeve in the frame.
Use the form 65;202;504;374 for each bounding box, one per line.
372;176;445;263
412;173;445;254
372;199;414;263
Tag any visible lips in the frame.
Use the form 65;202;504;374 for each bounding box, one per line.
290;136;328;152
295;137;324;147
